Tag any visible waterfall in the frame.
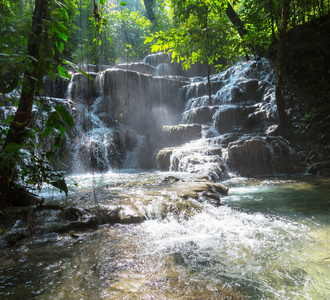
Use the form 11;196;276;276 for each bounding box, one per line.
1;55;301;177
55;57;301;176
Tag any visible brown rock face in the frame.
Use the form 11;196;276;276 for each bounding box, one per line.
227;136;301;176
156;148;174;171
162;124;202;147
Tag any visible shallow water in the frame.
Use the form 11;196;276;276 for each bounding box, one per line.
1;171;329;299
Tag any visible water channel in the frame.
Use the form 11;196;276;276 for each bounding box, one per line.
1;171;329;299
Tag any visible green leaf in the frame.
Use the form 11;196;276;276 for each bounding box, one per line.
58;41;64;53
54;105;74;127
60;8;69;22
100;0;106;5
57;65;71;80
6;143;22;153
53;21;70;42
49;69;55;81
119;1;126;6
77;69;94;80
50;178;68;195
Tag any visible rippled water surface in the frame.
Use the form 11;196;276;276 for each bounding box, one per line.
1;171;329;299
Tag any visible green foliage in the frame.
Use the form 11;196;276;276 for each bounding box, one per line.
145;0;329;71
0;99;74;195
146;0;242;71
0;0;78;197
103;4;152;62
0;1;33;94
237;0;329;55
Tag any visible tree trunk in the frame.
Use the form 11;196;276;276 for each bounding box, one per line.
143;0;155;21
0;0;50;208
207;64;212;105
225;1;251;59
275;0;292;130
225;1;248;40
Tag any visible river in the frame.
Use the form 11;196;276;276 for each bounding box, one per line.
1;171;329;299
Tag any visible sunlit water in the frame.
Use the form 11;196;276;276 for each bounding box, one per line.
1;171;329;299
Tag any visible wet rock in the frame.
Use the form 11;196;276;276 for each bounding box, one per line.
69;73;99;104
162;176;182;183
115;62;156;76
156;140;226;180
156;148;174;171
53;216;99;233
307;161;330;176
143;52;223;77
229;79;265;105
122;126;139;151
78;139;109;172
43;76;70;99
108;129;128;168
118;206;145;224
220;133;242;146
192;182;229;196
137;142;153;169
179;182;228;206
60;207;84;221
182;106;218;124
227;136;301;176
245;110;266;130
162;124;202;147
214;106;255;133
167;198;203;218
103;69;186;135
238;79;259;92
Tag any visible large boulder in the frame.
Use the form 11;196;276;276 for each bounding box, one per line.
69;73;99;104
162;124;202;147
227;136;301;176
156;148;174;171
229;79;264;104
214;106;255;133
179;181;229;206
182;106;218;124
307;161;330;176
156;141;226;181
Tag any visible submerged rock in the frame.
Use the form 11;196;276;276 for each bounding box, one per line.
180;181;229;206
0;175;230;249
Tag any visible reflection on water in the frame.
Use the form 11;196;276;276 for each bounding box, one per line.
1;172;329;299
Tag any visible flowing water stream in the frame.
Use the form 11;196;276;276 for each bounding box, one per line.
1;54;329;299
1;171;329;299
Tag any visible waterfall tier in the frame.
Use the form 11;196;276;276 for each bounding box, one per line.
2;55;302;177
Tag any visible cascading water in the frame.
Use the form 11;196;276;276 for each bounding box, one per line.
1;55;329;299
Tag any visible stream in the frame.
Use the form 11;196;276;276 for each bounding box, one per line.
1;171;329;299
1;51;329;299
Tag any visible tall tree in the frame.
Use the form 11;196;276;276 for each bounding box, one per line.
0;0;51;208
4;0;50;149
0;0;75;208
